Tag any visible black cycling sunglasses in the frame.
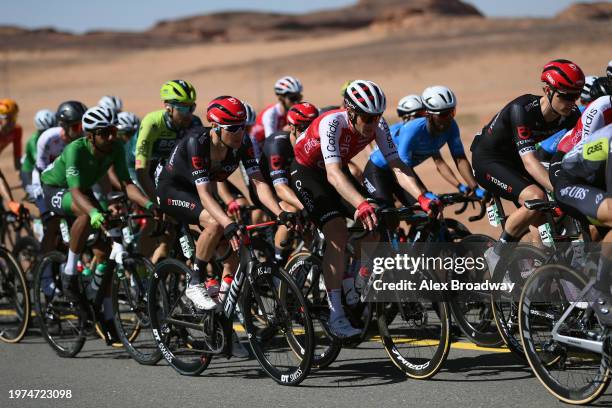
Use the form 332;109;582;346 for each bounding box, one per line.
219;123;245;133
357;112;382;124
556;92;580;102
95;126;118;138
286;93;302;103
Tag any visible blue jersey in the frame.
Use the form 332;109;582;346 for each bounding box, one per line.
389;121;403;138
537;104;586;155
369;117;464;169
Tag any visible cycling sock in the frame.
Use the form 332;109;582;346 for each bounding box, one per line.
493;231;518;256
189;258;208;285
327;289;343;322
595;256;612;292
64;249;79;275
103;297;113;320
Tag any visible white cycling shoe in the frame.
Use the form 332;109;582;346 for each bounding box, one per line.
231;330;250;358
186;283;218;311
329;316;361;339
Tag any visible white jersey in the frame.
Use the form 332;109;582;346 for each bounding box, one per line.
36;127;67;172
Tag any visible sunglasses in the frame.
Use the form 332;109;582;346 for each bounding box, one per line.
556;92;580;102
171;103;196;114
218;123;245;133
357;113;382;124
286;93;302;103
428;108;456;119
94;126;118;138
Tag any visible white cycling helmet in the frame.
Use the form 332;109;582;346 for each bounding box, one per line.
82;106;118;131
117;111;140;133
581;75;598;102
98;95;123;113
397;95;424;116
422;86;457;112
34;109;57;131
274;76;303;95
243;102;256;126
344;79;386;115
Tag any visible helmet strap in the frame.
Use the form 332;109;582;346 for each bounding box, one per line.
212;127;234;150
544;88;563;118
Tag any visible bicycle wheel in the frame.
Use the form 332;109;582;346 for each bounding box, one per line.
492;244;547;359
12;235;40;284
519;264;610;404
148;259;211;376
0;247;30;343
32;251;86;357
449;234;503;347
284;251;341;369
242;264;314;385
112;255;162;365
377;268;451;379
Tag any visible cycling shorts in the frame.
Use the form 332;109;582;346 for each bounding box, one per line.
290;162;367;227
156;175;203;226
42;185;100;218
362;160;417;208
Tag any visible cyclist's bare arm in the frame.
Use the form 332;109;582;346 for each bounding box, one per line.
388;158;426;199
122;180;151;209
108;166;122;191
454;156;480;190
196;182;233;227
326;162;367;208
71;187;98;215
433;155;461;188
135;167;156;202
521;151;553;191
0;171;15;203
250;172;283;216
274;182;304;211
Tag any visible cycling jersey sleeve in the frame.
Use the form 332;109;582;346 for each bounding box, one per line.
581;100;609;140
509;103;536;156
112;142;130;183
264;138;290;185
239;135;260;178
447;121;466;157
12;126;22;162
64;143;83;189
319;114;343;166
134;115;156;169
187;133;210;186
35;131;50;171
396;121;417;167
262;107;278;138
374;118;400;164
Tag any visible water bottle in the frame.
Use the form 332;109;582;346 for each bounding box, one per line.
219;275;233;302
86;263;108;301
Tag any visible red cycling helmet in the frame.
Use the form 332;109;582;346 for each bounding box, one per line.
287;102;319;127
541;59;585;93
206;96;246;125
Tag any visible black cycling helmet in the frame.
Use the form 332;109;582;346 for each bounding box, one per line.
56;101;87;125
589;77;612;100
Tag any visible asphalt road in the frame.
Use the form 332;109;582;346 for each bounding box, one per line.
3;330;611;408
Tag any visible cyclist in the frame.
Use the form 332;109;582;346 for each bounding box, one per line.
21;109;56;199
40;106;155;339
252;75;303;147
290;80;426;338
393;94;425;128
364;86;485;208
111;111;141;185
256;102;318;263
0;98;22;171
155;95;294;311
98;95;123;114
470;59;585;271
550;123;612;323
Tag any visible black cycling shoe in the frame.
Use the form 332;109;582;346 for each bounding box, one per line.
99;319;122;347
60;272;81;302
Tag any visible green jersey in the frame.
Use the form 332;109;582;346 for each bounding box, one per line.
41;137;130;189
21;131;41;173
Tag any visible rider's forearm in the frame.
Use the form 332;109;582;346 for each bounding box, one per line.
108;166;122;191
523;156;553;191
326;165;366;208
455;157;479;189
390;160;425;199
125;182;151;208
274;183;304;210
197;183;233;227
0;172;14;202
71;188;96;215
136;167;156;201
216;181;235;205
434;157;460;188
252;178;283;216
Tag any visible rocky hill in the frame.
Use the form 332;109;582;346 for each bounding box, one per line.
555;1;612;21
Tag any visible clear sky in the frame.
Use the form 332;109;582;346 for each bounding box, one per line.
1;0;585;33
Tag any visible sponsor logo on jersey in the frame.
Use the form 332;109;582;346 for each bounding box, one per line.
270;155;283;170
560;186;588;200
596;193;604;205
66;166;79;177
586;143;603;155
486;173;512;193
168;198;195;209
516;126;532;140
191;156;204;169
326;118;340;152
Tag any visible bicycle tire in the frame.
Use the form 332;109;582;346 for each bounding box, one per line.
0;246;30;343
32;251;86;357
148;259;212;376
242;264;314;385
519;263;610;404
112;255;162;365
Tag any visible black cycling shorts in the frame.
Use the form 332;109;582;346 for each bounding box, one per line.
472;153;538;206
290;162;367;227
156;176;203;226
362;160;417;208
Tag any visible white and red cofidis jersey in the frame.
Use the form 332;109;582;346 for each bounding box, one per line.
252;103;288;146
294;108;399;170
557;95;612;154
36;127;67;172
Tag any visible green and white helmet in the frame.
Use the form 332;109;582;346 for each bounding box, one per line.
160;80;197;103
